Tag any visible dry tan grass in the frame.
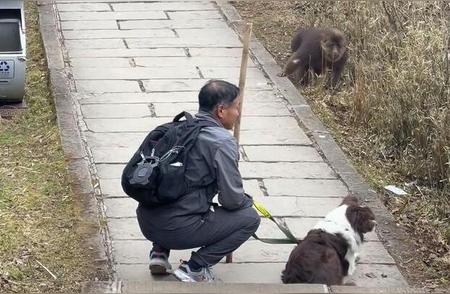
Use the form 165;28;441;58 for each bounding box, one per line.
234;0;449;287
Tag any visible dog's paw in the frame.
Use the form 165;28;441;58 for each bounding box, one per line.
347;263;356;276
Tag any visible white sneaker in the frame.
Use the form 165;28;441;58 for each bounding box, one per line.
149;251;172;275
173;261;215;282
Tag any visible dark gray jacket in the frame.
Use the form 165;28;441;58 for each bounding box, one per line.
138;111;253;231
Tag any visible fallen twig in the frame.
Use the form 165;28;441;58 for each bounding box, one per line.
36;260;57;280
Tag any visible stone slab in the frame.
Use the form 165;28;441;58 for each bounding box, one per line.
91;147;136;164
84;117;167;132
238;129;311;145
59;11;167;21
101;205;333;244
116;263;407;288
168;10;223;20
100;193;342;218
76;92;198;104
176;29;237;40
239;162;337;179
263;178;348;197
152;102;290;117
103;197;137;218
96;163;125;179
211;263;286;284
239;102;292;116
143;79;209;92
112;2;216;11
243;179;264;198
243;91;284;103
123;280;329;294
81;104;152;119
85;132;146;148
240;116;300;130
83;116;302;134
70;57;132;68
105;213;380;244
189;47;244;57
99;177;261;198
108;217;143;240
76;80;141;94
73;67;199;80
84;125;307;146
358;241;396;264
200;67;266;80
61;20;118;30
243;146;323;162
119;19;228;30
76;90;281;104
143;79;272;92
342;264;408;288
64;29;175;40
57;3;111;12
112;238;392;265
69;48;186;58
116;263;287;284
112;239;295;264
331;286;419;294
99;178;129;197
254;196;342;217
65;39;126;49
126;38;241;48
134;56;257;68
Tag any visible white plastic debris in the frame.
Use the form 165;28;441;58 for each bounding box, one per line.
384;185;408;196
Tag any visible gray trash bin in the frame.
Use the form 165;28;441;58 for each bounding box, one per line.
0;0;26;102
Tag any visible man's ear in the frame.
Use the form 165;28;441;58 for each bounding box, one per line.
216;104;225;119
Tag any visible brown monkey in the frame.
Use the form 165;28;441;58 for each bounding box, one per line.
279;28;348;88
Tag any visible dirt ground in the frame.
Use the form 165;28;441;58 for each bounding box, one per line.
232;0;449;289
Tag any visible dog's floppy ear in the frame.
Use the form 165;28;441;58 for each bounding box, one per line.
346;206;376;234
340;195;359;206
358;207;376;233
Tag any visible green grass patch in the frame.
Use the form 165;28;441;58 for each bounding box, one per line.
0;1;99;292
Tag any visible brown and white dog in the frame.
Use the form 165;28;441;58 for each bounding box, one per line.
281;195;376;285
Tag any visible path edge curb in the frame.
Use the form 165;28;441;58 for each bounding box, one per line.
37;0;115;289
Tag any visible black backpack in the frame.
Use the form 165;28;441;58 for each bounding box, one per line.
121;112;216;207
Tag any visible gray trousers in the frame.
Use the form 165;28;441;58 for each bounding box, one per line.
136;205;260;267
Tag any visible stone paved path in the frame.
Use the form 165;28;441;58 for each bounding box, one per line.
47;0;408;288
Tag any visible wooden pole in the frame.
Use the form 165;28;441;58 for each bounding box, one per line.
232;22;253;142
226;22;253;264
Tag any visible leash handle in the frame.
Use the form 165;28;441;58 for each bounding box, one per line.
253;201;271;218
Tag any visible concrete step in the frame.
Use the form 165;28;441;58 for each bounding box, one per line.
82;280;425;293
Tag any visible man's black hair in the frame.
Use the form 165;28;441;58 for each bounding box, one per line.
198;80;240;113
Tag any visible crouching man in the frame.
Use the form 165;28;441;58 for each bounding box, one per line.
136;80;260;282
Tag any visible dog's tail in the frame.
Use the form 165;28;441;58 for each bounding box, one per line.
281;265;314;284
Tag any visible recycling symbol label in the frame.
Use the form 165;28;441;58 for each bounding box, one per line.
0;60;14;79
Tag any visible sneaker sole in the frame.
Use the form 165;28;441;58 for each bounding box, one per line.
149;264;170;275
173;269;196;282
